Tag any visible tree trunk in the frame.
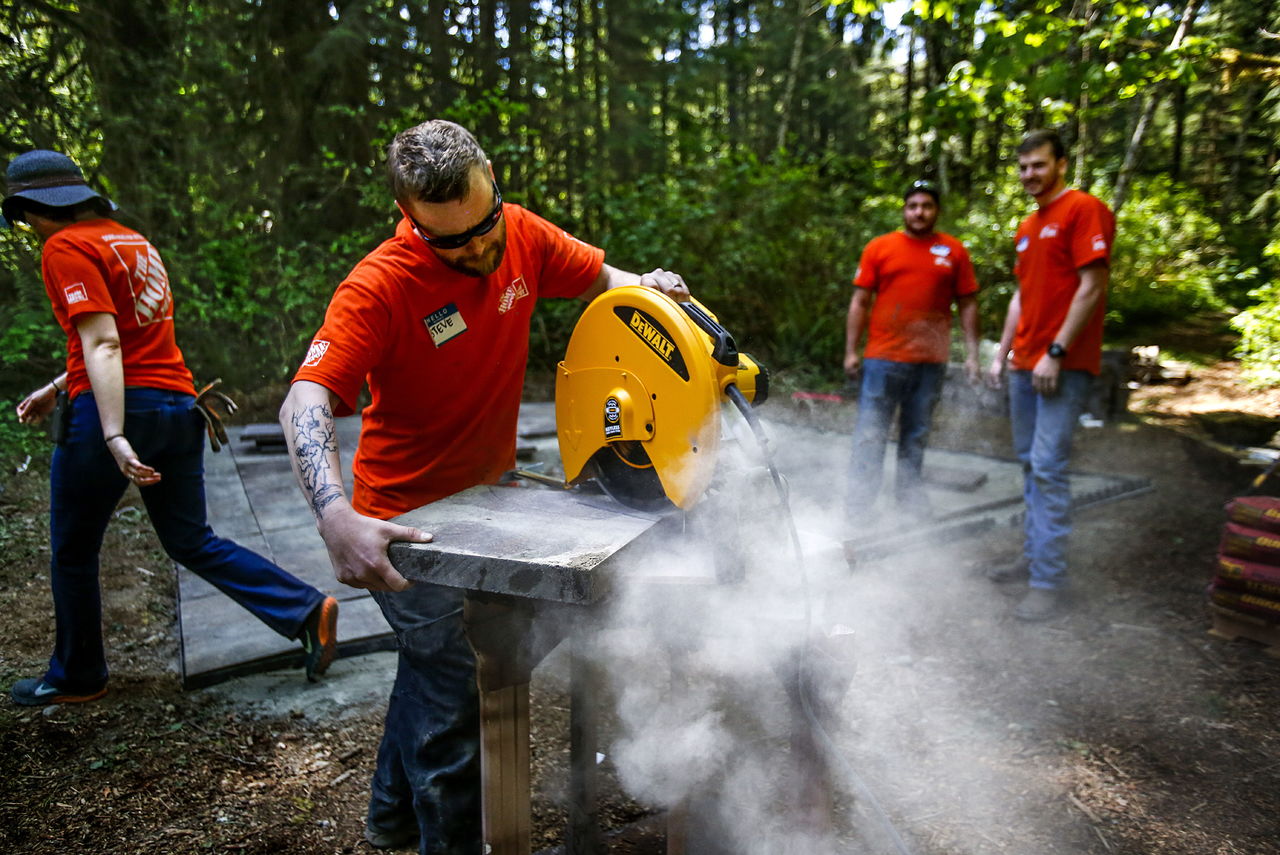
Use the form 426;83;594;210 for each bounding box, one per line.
773;0;809;155
1112;0;1199;213
900;25;914;156
1171;83;1187;179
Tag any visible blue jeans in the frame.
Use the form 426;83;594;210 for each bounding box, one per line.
847;358;946;514
45;388;323;693
1008;370;1092;590
368;584;482;855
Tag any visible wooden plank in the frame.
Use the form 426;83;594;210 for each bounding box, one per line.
567;637;600;855
1208;604;1280;657
478;681;532;855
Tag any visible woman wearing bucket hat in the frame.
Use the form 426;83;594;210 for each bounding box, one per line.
5;149;339;705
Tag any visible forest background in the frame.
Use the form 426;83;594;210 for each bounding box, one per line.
2;0;1278;456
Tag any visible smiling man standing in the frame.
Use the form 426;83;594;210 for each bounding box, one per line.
987;129;1116;621
278;120;687;854
844;179;980;525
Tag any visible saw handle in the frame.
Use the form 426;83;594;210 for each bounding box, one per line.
678;301;739;367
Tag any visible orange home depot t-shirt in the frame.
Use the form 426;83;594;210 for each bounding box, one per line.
853;230;978;364
1012;189;1116;375
292;205;604;519
40;219;195;400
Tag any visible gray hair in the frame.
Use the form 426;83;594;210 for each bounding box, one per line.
387;120;488;204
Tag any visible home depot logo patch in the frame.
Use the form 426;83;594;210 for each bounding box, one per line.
498;277;529;315
64;283;88;305
104;235;173;326
302;339;330;367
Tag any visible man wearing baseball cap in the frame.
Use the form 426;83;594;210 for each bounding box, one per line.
844;179;981;525
4;149;338;706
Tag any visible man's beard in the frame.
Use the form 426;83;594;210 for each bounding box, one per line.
436;233;507;278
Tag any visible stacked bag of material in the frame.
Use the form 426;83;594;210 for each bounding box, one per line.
1208;496;1280;633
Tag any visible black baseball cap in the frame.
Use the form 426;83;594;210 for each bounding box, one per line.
903;179;940;205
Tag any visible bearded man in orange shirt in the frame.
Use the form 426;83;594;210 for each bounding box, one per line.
278;120;689;854
844;180;981;524
987;129;1116;622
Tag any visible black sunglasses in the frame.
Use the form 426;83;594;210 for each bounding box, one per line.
410;180;504;250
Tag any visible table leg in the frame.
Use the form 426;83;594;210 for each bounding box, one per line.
567;634;601;854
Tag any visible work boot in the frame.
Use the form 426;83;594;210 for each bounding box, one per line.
1013;588;1062;622
10;678;107;707
300;596;339;682
986;556;1031;584
364;816;419;850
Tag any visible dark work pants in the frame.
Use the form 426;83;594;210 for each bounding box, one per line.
44;388;323;692
368;583;483;855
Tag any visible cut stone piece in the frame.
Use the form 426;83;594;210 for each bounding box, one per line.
389;485;665;604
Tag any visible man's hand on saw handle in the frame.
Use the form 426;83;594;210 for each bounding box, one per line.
638;268;690;301
317;503;430;593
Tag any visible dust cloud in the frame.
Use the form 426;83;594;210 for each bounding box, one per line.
569;414;1071;854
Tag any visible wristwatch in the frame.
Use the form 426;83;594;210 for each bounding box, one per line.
1047;342;1067;359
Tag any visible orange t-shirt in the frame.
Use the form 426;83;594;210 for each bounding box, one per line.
853;231;978;364
40;219;195;399
293;205;605;519
1011;189;1115;375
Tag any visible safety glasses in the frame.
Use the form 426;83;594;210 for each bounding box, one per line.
410;180;503;250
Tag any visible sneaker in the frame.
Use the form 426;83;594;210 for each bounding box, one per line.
300;596;339;682
11;678;107;707
987;556;1032;584
364;817;419;850
1013;588;1062;622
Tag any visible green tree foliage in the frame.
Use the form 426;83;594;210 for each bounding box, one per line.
1;0;1278;405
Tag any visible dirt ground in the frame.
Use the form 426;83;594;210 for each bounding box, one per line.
1;343;1278;854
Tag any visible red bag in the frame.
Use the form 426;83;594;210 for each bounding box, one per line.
1214;552;1280;598
1221;522;1280;565
1207;581;1280;623
1225;496;1280;535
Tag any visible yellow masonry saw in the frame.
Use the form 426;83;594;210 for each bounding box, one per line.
555;285;768;511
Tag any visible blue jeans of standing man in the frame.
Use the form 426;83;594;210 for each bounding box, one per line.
46;388;323;693
1008;369;1092;591
847;358;946;515
368;584;482;855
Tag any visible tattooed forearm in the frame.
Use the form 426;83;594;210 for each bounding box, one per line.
291;403;344;518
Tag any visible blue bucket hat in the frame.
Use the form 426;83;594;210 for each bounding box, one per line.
2;149;116;228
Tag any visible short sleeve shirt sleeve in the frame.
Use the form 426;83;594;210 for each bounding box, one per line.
853;239;884;290
1069;196;1114;269
42;243;116;318
294;281;392;416
521;209;605;300
952;241;979;298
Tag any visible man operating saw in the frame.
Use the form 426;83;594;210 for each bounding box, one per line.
278;119;688;854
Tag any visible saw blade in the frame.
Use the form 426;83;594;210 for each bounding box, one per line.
590;442;674;512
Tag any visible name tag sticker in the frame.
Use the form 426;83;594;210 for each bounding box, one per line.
424;303;468;347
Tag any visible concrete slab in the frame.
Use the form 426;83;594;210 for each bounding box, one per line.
389;486;665;604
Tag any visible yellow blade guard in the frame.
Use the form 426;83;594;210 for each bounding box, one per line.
555;286;767;510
